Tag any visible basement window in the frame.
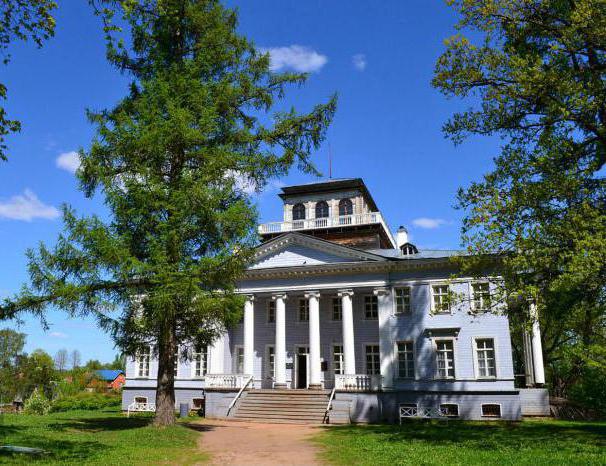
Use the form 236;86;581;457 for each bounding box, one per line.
481;404;502;418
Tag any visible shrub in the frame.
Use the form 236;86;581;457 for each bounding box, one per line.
24;388;52;415
51;391;121;412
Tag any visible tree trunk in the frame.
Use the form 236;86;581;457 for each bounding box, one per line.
154;323;177;427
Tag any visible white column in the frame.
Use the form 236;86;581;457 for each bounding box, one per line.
375;288;393;389
522;330;535;387
339;289;356;375
306;291;322;389
209;332;225;374
273;294;288;388
530;301;545;385
243;295;255;376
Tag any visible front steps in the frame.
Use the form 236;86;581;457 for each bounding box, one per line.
231;389;330;424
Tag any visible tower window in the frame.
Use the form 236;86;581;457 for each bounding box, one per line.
292;203;306;220
338;198;353;216
315;201;329;218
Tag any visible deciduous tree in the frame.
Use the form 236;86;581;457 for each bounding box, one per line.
54;348;68;371
0;0;335;426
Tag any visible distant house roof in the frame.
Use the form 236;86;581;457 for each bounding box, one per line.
95;369;124;382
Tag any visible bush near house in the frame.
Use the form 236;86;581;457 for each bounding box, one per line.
23;389;51;415
51;392;121;412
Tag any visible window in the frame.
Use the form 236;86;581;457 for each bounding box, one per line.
136;347;150;378
397;341;415;379
440;404;459;417
292;203;306;220
192;398;204;410
266;346;275;378
338;198;353;216
435;340;455;379
192;345;208;377
315;201;329;218
134;396;148;404
267;300;276;323
173;349;179;377
332;297;342;321
481;404;501;418
333;345;344;375
364;295;378;319
365;344;380;375
395;287;411;314
234;346;244;374
475;338;496;378
472;282;491;312
432;284;450;313
298;299;309;322
400;243;418;256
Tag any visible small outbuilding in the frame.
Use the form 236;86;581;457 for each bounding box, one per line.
89;370;126;391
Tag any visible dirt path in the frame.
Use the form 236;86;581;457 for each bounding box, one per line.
194;419;324;466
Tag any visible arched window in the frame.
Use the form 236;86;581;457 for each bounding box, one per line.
315;201;329;218
292;203;306;220
338;198;353;216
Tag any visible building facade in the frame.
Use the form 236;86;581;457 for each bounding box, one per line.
122;179;549;422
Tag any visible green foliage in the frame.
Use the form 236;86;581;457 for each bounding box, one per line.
18;348;56;399
23;388;51;415
315;420;606;465
51;391;121;412
0;328;25;402
0;0;335;425
433;0;606;398
0;0;56;160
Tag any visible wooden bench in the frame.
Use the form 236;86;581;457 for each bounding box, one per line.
127;401;156;417
399;405;447;424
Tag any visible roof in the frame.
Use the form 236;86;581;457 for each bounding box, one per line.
366;248;466;260
94;369;124;381
279;178;379;211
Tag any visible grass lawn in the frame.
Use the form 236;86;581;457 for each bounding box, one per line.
314;418;606;465
0;409;207;465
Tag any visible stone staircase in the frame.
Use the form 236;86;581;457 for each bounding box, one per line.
231;389;330;424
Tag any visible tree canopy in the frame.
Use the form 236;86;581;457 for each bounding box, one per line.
0;0;335;425
433;0;606;398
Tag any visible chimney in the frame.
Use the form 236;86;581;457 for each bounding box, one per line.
396;226;408;248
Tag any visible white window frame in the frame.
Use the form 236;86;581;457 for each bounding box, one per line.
265;344;275;380
364;343;380;375
433;338;456;379
440;403;459;417
267;300;276;324
298;298;309;322
473;337;497;379
431;284;451;314
364;295;378;320
233;345;244;374
470;282;491;312
191;345;208;378
332;343;344;375
173;348;180;378
481;403;502;418
394;286;412;315
135;346;150;378
395;340;415;379
331;297;342;321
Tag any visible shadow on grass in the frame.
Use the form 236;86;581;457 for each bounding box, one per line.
0;435;107;463
48;415;152;433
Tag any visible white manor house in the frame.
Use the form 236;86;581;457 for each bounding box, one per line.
123;178;549;423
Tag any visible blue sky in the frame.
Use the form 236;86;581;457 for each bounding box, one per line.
0;1;500;363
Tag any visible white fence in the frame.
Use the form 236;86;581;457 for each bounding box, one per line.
334;374;382;392
258;212;386;235
205;374;252;389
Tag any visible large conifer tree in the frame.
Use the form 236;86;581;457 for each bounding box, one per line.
1;0;335;425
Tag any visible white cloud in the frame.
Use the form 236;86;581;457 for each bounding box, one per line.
49;331;68;339
56;151;81;174
0;190;60;221
412;217;448;229
261;45;328;73
352;54;367;71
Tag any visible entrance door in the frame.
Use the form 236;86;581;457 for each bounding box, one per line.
296;353;308;389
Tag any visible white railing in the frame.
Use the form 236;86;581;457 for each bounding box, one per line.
205;374;252;389
258;212;387;235
399;405;448;423
323;387;336;424
334;374;382;392
127;401;156;417
226;375;254;417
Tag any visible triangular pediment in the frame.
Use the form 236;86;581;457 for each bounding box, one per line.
249;233;387;270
